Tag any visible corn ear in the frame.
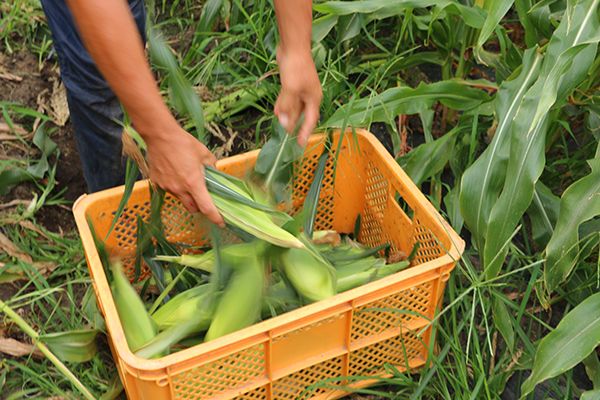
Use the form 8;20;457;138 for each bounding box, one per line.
110;261;157;351
205;168;303;249
151;284;213;331
154;253;215;273
279;238;336;302
135;319;199;359
212;193;303;248
336;260;410;293
205;244;265;341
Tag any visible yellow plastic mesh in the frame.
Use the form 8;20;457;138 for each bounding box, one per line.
358;161;405;259
161;195;208;247
291;146;335;231
233;385;267;400
111;201;151;253
411;216;445;265
172;344;265;399
349;330;424;377
272;356;344;400
350;281;433;344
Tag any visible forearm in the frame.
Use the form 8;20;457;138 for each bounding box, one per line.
66;0;175;141
273;0;312;55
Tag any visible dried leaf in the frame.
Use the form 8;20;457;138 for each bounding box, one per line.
50;81;70;127
0;231;32;263
0;66;22;82
0;337;43;358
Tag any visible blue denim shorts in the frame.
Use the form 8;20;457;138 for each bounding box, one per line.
40;0;146;192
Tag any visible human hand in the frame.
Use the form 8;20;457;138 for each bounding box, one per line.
144;126;225;227
274;48;322;146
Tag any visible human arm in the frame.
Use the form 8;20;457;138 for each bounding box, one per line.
273;0;322;146
65;0;224;226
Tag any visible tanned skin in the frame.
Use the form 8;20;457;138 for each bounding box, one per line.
66;0;321;225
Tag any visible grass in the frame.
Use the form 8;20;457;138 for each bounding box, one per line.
1;0;599;399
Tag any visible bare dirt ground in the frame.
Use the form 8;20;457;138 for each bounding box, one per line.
1;51;88;232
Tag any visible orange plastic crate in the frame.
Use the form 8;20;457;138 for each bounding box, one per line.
73;129;464;400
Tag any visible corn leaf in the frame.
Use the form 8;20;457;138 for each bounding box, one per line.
526;181;560;247
323;81;489;128
473;0;514;65
40;329;99;363
254;120;303;203
303;142;330;238
544;158;600;291
81;287;105;331
314;0;486;28
583;352;600;389
521;292;600;397
582;390;600;400
205;167;279;213
484;0;600;278
27;123;58;179
105;157;139;240
460;48;543;252
398;124;463;186
197;0;223;33
0;168;32;195
491;295;515;352
312;14;338;42
148;27;205;140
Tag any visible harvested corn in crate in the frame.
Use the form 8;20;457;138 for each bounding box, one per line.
74;129;464;400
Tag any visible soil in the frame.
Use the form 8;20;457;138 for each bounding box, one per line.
0;51;86;233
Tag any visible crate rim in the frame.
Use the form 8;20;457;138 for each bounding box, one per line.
73;128;465;378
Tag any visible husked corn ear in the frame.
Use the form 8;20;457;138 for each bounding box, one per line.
279;240;336;303
205;244;265;341
110;261;157;351
151;284;212;331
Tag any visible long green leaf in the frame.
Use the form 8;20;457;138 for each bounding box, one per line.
324;81;489;128
491;295;515;351
40;329;99;364
148;27;205;140
105;157;139;240
315;0;486;28
484;0;600;278
526;181;560;247
544;158;600;290
474;0;514;65
460;48;543;252
582;390;600;400
521;292;600;397
399;124;462;186
197;0;223;33
303;143;330;238
254;120;303;203
0;168;33;195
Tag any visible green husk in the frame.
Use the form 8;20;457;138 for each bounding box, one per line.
110;262;157;352
204;243;266;341
154;253;215;273
151;284;213;330
336;261;410;293
278;239;336;303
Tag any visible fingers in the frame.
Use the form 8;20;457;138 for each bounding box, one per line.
188;177;226;228
275;90;301;133
179;192;199;214
298;97;320;146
